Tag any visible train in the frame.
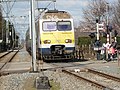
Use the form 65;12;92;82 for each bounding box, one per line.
26;9;75;60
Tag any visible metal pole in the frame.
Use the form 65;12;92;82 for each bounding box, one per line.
29;11;31;39
29;10;32;69
12;24;14;49
2;16;3;51
6;19;8;50
15;32;17;47
5;1;10;51
30;0;37;71
106;3;109;42
96;22;99;40
109;31;112;44
114;37;117;42
1;4;3;51
106;3;109;60
106;3;109;44
96;19;100;60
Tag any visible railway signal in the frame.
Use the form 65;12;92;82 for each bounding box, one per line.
114;30;118;37
108;25;112;32
95;18;103;60
96;18;104;41
89;33;95;38
98;23;104;31
114;30;118;42
96;18;99;40
108;25;112;44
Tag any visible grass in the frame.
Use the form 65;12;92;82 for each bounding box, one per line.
49;79;61;90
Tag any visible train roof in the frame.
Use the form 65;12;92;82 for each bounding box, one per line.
46;10;66;13
42;10;72;19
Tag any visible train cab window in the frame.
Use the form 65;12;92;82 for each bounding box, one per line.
43;21;57;31
57;21;71;31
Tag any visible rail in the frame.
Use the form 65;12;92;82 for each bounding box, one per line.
86;68;120;82
62;69;114;90
0;50;19;76
0;51;12;59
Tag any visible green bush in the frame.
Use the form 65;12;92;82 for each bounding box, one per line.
117;37;120;45
78;37;92;46
100;37;106;43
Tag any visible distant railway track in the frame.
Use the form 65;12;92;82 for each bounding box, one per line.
0;51;13;59
0;50;19;76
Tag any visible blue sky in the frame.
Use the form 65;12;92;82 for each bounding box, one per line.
1;0;118;39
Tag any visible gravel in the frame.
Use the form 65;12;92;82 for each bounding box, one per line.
92;65;120;78
0;70;101;90
75;72;120;90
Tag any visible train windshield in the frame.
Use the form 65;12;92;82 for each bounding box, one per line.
43;21;57;31
57;21;71;31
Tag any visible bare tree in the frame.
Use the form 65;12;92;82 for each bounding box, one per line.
112;0;120;31
79;0;108;31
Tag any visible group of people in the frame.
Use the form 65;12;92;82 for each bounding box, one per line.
102;39;117;61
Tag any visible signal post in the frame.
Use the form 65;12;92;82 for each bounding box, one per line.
94;18;104;60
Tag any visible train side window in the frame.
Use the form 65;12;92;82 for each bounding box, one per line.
43;21;57;31
57;21;72;31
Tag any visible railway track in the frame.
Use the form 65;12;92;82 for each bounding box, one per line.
62;68;120;90
62;69;114;90
0;51;12;59
86;68;120;82
45;63;120;90
0;50;19;76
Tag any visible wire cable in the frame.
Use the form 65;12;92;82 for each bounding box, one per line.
8;0;17;14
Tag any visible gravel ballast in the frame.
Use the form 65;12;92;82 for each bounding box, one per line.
0;70;101;90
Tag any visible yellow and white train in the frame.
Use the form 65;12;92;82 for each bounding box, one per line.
26;10;75;60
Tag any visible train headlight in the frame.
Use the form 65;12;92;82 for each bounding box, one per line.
65;39;72;43
43;40;51;44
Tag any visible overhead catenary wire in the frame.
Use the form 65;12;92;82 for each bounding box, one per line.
2;0;30;40
1;0;17;35
1;0;17;17
7;0;17;14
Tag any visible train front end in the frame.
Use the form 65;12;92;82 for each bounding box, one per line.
37;10;75;60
